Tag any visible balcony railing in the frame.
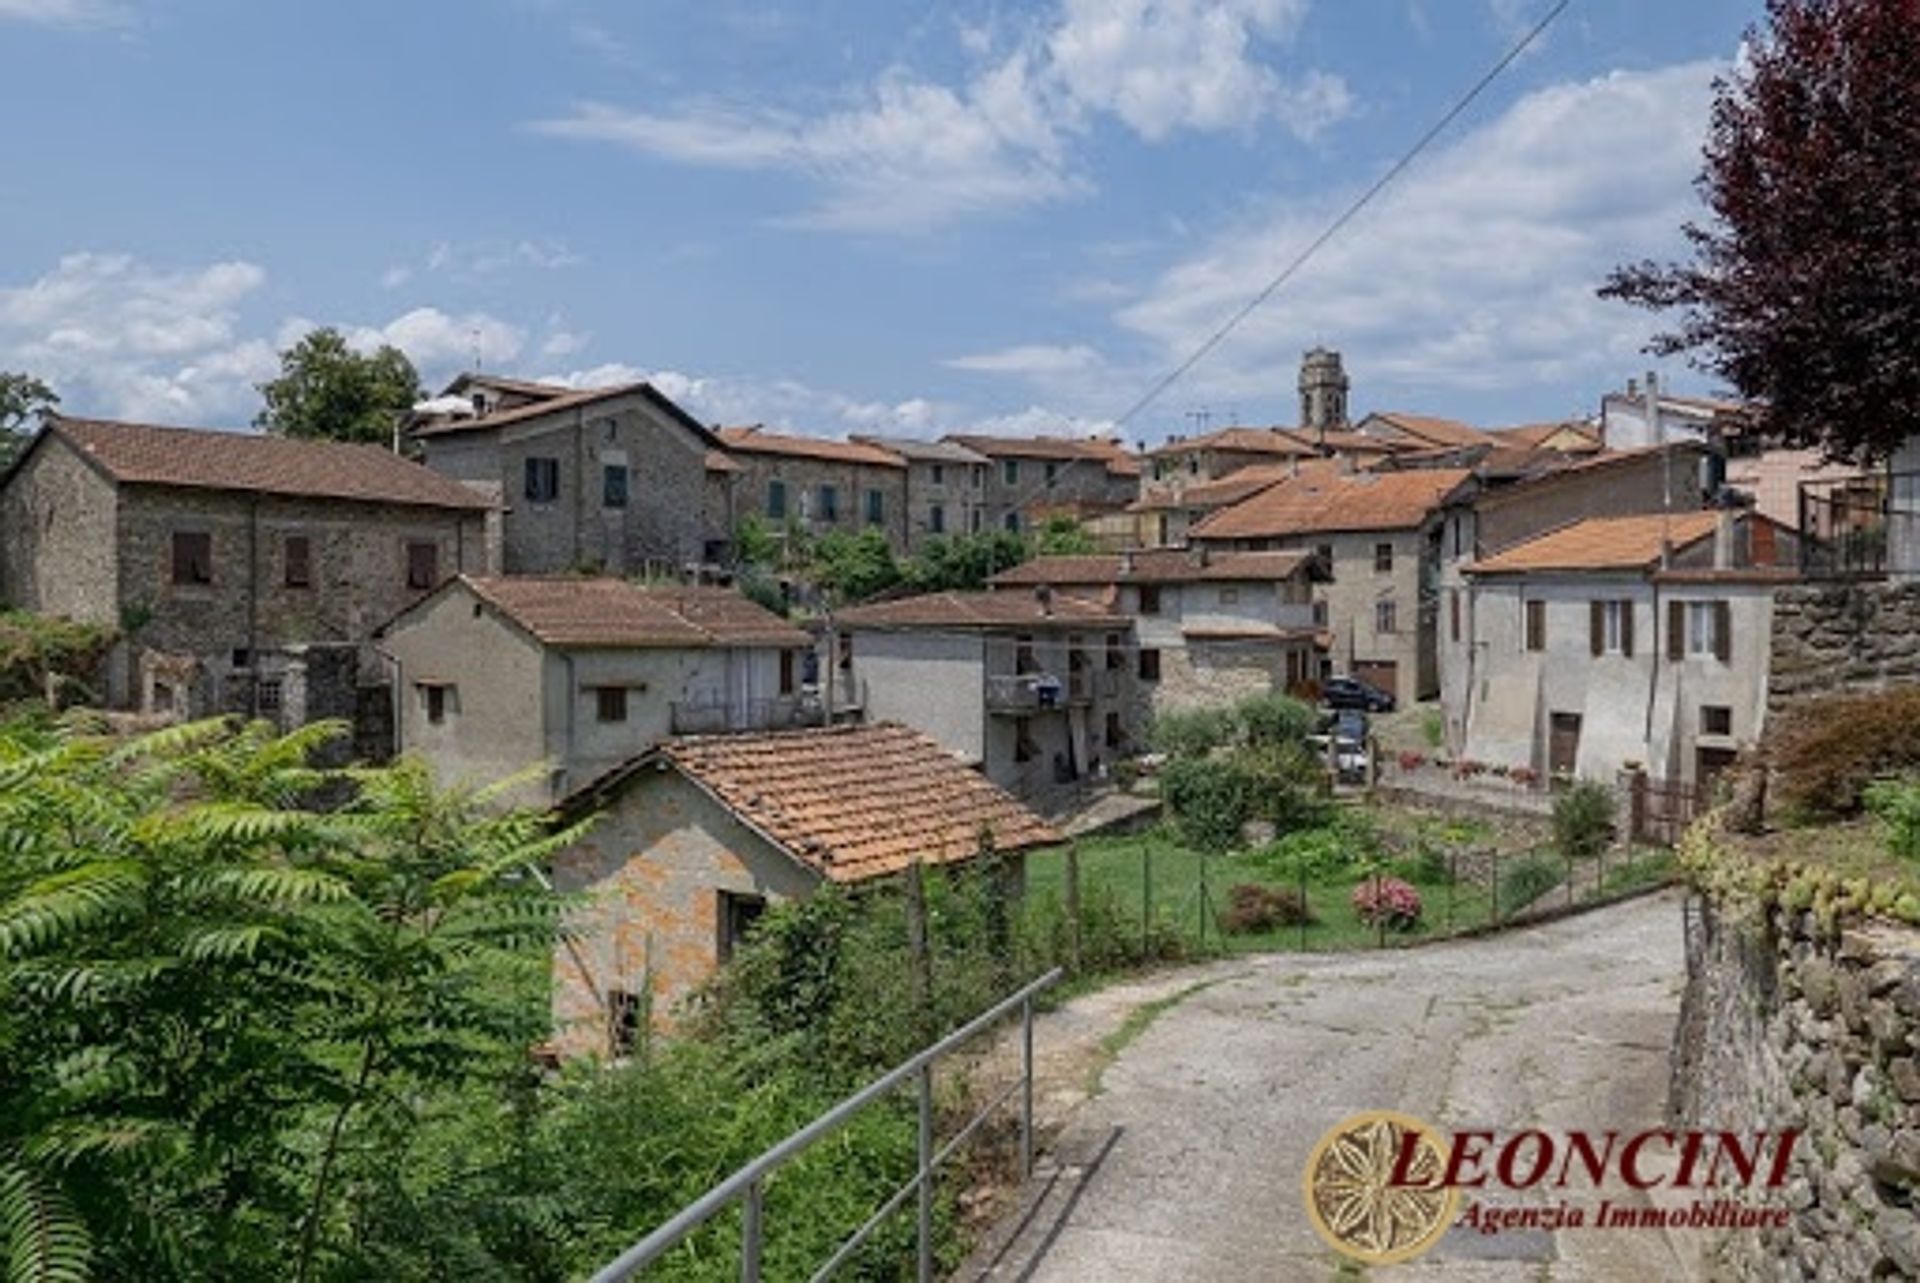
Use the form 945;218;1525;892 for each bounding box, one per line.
986;667;1119;714
1797;472;1914;579
669;695;816;736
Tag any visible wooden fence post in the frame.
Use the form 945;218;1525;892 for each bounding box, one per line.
1064;845;1083;975
904;860;935;1044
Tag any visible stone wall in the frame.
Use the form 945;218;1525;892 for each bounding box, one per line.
1673;888;1920;1280
1769;582;1920;712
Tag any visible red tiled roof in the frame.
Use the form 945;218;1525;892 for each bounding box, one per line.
1468;512;1723;574
943;434;1142;478
652;723;1063;882
1489;421;1602;451
460;576;810;648
43;415;493;511
411;381;649;436
837;590;1128;631
1130;460;1332;513
1145;426;1317;460
705;449;743;474
1191;467;1471;539
990;548;1315;586
717;426;905;468
1280;427;1405;453
1363;412;1495;449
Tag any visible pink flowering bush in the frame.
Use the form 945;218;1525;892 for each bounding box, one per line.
1510;766;1540;788
1351;876;1423;930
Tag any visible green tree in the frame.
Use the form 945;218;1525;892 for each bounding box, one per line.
0;717;573;1281
809;529;900;604
255;328;423;446
0;371;58;470
1034;515;1096;556
899;531;1032;592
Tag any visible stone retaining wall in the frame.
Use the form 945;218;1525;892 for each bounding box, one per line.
1674;889;1920;1279
1770;582;1920;712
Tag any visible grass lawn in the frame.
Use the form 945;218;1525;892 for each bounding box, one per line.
1023;830;1510;956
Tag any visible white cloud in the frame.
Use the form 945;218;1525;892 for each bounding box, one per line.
0;253;273;423
413;237;585;279
0;0;125;26
528;0;1350;231
946;343;1105;375
1048;0;1347;140
973;61;1718;422
540;328;589;359
344;307;525;368
378;265;413;289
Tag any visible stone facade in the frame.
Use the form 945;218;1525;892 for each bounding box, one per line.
1768;582;1920;713
1674;889;1920;1280
719;440;910;553
0;431;488;716
947;438;1140;535
416;390;718;574
549;769;821;1055
850;436;993;549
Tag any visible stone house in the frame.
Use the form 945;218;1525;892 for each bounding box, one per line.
716;426;910;553
942;435;1141;536
1433;443;1713;748
410;375;724;575
1458;510;1798;788
989;548;1328;713
1353;411;1497;452
376;575;812;807
549;722;1063;1053
850;435;992;548
834;590;1137;805
1141;426;1318;493
0;414;493;725
1190;467;1472;706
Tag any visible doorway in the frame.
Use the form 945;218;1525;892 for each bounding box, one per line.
1548;712;1583;777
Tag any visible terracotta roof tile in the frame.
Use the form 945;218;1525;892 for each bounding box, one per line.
1467;512;1723;574
837;589;1128;630
850;435;991;465
705;449;743;474
1145;426;1317;459
1365;412;1496;448
43;415;493;511
1190;467;1470;539
461;576;810;648
1129;460;1329;513
660;723;1064;882
990;548;1315;586
411;381;649;436
943;434;1142;477
1489;421;1602;451
717;426;906;468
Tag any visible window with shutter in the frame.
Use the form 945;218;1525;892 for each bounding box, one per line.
1589;601;1604;656
1713;601;1732;662
767;478;787;519
1525;599;1545;652
1668;600;1685;660
283;535;312;588
405;541;438;590
171;531;212;585
1621;600;1635;657
1449;589;1460;642
524;457;560;502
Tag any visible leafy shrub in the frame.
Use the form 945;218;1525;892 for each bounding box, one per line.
1160;756;1256;851
1552;779;1617;859
1410;844;1454;885
1251;813;1376;882
1502;854;1563;912
1865;778;1920;861
1351;876;1423;930
1770;687;1920;817
1422;709;1445;748
1218;884;1314;934
1148;707;1237;759
1236;692;1316;749
1240;741;1330;830
0;609;114;705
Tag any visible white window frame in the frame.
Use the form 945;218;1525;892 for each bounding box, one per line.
1687;601;1716;657
1603;600;1626;654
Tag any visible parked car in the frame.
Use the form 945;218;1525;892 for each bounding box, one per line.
1322;675;1395;713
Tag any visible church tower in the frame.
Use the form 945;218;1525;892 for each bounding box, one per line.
1298;347;1349;441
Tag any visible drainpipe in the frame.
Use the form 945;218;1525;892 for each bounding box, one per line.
247;495;260;718
574;406;587;569
562;652;578;799
1644;580;1662;743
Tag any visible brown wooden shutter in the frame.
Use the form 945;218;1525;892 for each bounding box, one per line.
406;541;438;590
1667;600;1685;660
1713;601;1732;662
1621;600;1635;657
284;536;312;588
1589;601;1604;656
1449;589;1460;642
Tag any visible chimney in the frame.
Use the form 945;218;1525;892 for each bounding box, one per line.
1035;584;1053;616
1626;377;1638;399
1120;549;1135;575
1714;510;1736;570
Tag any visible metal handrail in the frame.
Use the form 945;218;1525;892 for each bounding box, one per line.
589;966;1064;1282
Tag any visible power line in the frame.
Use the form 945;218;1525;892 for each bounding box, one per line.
1111;0;1575;430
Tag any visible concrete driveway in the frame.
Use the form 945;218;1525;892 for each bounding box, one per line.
969;891;1710;1282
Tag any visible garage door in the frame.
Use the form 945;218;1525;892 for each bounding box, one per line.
1352;661;1398;700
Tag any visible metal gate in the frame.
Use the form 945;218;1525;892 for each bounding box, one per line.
1629;773;1704;846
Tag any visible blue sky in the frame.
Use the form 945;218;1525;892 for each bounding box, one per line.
0;0;1766;446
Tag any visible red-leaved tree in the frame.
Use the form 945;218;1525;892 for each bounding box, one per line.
1601;0;1920;462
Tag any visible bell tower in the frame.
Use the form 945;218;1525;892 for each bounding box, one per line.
1298;347;1349;441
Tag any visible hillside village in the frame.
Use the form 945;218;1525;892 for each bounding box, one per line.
0;346;1902;1041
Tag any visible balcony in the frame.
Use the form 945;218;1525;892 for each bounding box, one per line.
986;667;1118;714
669;695;817;736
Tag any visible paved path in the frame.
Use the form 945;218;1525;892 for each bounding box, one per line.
968;891;1709;1282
